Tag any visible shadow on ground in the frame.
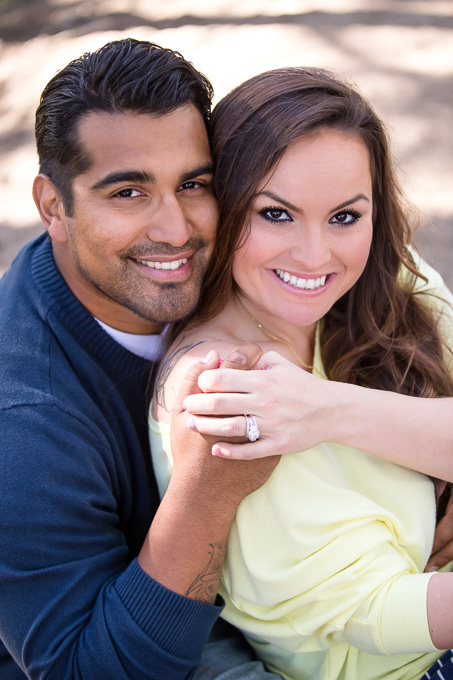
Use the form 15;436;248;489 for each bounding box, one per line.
1;0;453;42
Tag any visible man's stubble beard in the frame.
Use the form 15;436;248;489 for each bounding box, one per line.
76;252;208;325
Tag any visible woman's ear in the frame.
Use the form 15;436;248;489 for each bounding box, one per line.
32;173;69;243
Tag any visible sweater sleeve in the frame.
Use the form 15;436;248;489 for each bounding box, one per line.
338;570;436;654
0;404;221;680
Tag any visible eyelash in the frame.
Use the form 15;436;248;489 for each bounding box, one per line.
111;180;206;201
113;188;143;200
179;180;203;191
258;206;362;226
330;208;362;226
258;207;293;224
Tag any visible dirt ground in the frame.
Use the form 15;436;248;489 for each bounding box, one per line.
1;0;452;287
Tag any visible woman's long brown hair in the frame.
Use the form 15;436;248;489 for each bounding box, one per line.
170;67;453;398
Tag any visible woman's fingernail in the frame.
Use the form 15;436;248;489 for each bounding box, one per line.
202;350;216;364
212;446;230;458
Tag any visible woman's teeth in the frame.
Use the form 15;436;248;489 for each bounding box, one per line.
275;269;327;290
137;258;187;270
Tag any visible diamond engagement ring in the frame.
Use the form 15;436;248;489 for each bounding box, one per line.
244;414;260;442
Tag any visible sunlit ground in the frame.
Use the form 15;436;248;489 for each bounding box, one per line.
1;0;452;285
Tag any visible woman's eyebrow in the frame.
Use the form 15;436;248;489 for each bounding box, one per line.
330;193;370;212
258;190;300;212
258;190;370;214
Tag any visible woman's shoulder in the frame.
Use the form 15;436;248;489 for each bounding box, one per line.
401;251;453;372
401;250;452;299
152;323;240;424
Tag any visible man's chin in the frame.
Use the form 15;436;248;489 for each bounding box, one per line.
133;297;201;326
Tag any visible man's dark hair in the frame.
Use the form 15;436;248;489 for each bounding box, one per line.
35;38;214;214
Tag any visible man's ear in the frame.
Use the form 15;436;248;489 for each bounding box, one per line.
32;174;69;243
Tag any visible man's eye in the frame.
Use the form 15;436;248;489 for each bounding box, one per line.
179;181;203;191
258;207;292;224
114;188;142;198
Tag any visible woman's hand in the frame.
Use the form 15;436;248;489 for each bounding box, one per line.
183;346;453;484
183;349;340;459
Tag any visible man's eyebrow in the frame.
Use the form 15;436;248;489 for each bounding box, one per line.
90;163;214;192
90;170;154;191
179;163;214;183
258;190;370;213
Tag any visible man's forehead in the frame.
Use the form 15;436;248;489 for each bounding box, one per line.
73;106;212;187
76;105;207;139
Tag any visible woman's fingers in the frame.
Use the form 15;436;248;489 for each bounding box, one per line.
182;350;329;459
186;414;249;439
184;391;258;416
211;439;277;460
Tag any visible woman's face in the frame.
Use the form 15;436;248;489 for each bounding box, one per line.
232;128;374;335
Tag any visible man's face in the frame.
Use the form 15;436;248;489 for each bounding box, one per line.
50;105;217;333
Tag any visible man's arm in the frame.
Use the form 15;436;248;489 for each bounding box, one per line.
139;347;279;603
0;347;277;680
427;489;453;571
0;404;219;680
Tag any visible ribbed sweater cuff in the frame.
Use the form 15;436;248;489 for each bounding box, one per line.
114;559;223;657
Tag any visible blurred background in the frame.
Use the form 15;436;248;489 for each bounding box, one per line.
0;0;452;286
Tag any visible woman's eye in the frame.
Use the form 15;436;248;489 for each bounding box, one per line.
259;207;292;223
330;209;361;226
114;188;143;199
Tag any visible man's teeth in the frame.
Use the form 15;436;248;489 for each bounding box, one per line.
275;269;327;290
137;258;187;270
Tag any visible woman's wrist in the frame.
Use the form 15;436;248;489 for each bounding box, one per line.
326;381;377;449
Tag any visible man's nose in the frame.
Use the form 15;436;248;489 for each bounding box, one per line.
145;197;193;247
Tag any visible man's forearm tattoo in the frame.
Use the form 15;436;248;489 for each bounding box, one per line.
185;540;226;603
154;336;205;413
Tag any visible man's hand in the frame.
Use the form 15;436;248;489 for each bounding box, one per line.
171;344;279;508
426;486;453;572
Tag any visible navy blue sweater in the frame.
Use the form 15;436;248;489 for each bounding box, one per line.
0;235;221;679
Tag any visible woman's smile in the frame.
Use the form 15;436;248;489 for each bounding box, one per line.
273;268;330;292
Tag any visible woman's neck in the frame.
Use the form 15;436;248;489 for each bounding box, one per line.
231;293;317;370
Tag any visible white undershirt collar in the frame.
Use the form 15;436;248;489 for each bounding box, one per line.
94;318;167;361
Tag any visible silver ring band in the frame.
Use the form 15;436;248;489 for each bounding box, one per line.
244;414;260;442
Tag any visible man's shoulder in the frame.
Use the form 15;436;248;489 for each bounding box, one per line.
0;234;149;438
0;235;53;325
0;233;48;285
0;238;106;413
